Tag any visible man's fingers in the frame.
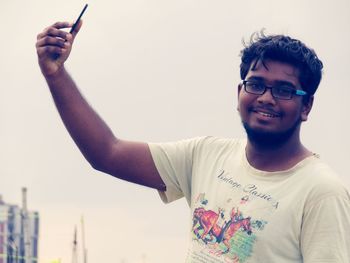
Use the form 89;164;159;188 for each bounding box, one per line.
36;33;71;59
37;29;67;42
35;20;77;68
36;36;67;48
37;46;66;57
37;22;73;41
52;21;73;30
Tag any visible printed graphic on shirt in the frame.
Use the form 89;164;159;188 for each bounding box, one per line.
189;169;279;262
192;202;266;262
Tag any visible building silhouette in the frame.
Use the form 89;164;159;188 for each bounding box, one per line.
0;191;39;263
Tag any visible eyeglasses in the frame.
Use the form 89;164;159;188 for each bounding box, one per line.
242;80;307;100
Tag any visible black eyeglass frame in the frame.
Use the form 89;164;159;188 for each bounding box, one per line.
242;80;308;100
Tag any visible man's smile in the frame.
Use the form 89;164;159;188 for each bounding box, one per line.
251;107;281;119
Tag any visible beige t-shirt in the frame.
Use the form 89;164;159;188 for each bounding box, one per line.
149;136;350;263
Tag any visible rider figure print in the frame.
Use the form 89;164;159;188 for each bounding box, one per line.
192;191;268;262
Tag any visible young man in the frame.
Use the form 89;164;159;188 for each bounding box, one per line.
36;22;350;262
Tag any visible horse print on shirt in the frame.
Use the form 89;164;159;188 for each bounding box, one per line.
192;193;268;262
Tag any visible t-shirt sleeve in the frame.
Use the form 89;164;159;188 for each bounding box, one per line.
301;193;350;262
148;137;204;204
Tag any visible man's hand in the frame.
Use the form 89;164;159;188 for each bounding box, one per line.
36;21;82;77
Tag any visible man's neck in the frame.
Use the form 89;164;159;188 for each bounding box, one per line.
245;134;312;172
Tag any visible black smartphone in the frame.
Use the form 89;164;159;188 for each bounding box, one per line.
70;4;88;33
53;4;88;59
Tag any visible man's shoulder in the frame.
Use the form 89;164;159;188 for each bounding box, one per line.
302;158;350;204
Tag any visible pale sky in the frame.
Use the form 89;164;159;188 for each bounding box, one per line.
1;0;350;262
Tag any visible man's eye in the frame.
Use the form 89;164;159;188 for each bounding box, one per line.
248;82;263;89
275;86;293;95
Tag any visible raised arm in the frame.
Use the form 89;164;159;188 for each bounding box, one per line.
36;21;165;190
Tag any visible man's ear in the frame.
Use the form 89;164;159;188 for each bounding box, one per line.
301;95;314;122
238;83;243;95
237;83;243;112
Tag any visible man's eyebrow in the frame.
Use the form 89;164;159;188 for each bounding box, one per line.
273;80;296;88
246;76;264;81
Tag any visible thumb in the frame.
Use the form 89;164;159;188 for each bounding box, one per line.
71;20;83;39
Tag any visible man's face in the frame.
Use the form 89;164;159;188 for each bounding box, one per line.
237;59;312;144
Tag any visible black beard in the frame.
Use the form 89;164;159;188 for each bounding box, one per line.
243;119;301;148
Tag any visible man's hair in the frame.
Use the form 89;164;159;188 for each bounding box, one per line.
240;31;323;96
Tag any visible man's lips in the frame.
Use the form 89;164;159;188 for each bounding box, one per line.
251;108;281;118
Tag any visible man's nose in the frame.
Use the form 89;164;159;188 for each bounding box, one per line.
257;87;276;105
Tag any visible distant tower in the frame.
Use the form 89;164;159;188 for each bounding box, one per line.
81;216;87;263
22;187;31;263
71;226;78;263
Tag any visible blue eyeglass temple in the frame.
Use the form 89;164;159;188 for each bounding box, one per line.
295;90;307;96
